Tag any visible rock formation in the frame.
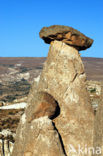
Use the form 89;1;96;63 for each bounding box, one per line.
0;81;100;156
12;26;94;156
93;86;103;156
12;115;65;156
39;25;93;51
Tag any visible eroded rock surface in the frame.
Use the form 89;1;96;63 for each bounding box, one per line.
39;25;93;51
12;116;65;156
12;41;94;156
36;41;94;155
93;86;103;156
27;92;59;122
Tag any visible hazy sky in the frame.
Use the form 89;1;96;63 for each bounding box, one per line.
0;0;103;57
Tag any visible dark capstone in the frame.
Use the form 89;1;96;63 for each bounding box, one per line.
39;25;93;51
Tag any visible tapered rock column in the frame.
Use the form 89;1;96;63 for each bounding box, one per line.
12;25;94;156
36;41;94;156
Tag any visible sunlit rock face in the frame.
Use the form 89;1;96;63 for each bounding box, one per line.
12;41;94;156
37;41;94;156
93;87;103;156
12;115;65;156
39;25;93;51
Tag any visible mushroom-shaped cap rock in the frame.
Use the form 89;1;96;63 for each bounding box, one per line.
39;25;93;51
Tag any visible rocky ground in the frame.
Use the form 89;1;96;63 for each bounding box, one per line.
0;57;45;106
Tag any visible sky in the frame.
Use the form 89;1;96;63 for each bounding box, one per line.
0;0;103;57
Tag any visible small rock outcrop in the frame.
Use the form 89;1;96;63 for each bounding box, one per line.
12;26;94;156
93;86;103;156
12;115;65;156
39;25;93;51
86;81;102;113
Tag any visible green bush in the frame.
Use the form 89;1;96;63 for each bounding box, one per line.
89;88;96;93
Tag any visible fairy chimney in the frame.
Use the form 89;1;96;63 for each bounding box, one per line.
12;25;94;156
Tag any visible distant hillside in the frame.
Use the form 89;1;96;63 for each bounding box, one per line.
82;57;103;81
0;57;103;104
0;57;103;81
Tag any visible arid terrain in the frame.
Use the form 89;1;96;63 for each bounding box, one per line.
0;57;103;105
82;57;103;81
0;57;45;104
0;57;103;80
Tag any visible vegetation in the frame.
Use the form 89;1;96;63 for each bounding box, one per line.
20;67;31;73
89;88;96;93
0;79;31;103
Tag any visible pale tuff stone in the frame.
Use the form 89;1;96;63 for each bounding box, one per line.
12;116;65;156
93;87;103;156
12;41;94;156
0;139;13;156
